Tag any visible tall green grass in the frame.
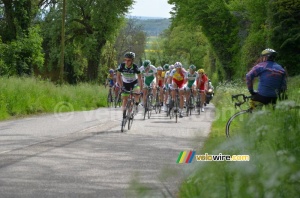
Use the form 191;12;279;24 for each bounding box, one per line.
179;76;300;197
0;77;107;120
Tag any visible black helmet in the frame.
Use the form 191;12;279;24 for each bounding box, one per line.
124;52;135;59
261;48;277;60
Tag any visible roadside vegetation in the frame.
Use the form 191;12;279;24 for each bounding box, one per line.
0;77;106;120
178;76;300;197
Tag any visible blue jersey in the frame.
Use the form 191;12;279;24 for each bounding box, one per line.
246;61;286;97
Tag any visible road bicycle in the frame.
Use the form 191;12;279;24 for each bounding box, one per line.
143;86;154;120
121;89;140;132
225;94;255;138
165;87;172;117
186;88;195;116
114;87;122;108
195;89;202;115
106;86;114;107
154;86;162;114
169;88;180;123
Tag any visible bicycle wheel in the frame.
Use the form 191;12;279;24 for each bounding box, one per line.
115;91;121;108
148;95;152;119
189;95;194;116
175;96;178;123
107;90;112;107
143;98;147;120
226;110;250;138
196;94;201;115
127;102;134;130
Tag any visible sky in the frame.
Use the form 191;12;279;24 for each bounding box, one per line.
128;0;173;18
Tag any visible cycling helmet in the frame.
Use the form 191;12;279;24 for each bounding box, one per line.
109;69;114;74
124;52;135;59
261;48;277;60
169;65;175;70
143;60;151;68
157;66;163;71
174;62;183;68
198;69;205;74
189;64;196;70
163;64;169;70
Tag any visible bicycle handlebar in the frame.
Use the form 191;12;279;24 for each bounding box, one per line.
231;94;252;109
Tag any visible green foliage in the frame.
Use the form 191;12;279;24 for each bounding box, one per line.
270;0;300;76
0;76;107;120
178;76;300;197
0;26;44;76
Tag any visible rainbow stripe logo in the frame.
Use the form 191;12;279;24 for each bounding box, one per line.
177;150;196;164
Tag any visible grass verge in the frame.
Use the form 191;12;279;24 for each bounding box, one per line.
178;76;300;197
0;77;107;120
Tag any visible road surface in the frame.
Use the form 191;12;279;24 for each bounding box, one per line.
0;104;215;197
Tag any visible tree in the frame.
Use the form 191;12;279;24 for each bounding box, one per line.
114;18;147;65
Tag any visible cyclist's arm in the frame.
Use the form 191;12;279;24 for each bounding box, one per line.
246;64;263;92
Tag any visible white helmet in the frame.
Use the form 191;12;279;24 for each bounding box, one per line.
174;62;183;68
169;65;175;70
157;66;163;71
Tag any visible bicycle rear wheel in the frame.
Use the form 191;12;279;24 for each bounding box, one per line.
225;110;249;138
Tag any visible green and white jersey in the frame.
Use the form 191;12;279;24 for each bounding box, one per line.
186;71;198;88
140;65;157;87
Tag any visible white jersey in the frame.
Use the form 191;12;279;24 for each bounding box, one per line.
139;65;157;78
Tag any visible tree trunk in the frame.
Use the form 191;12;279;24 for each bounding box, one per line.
2;0;16;41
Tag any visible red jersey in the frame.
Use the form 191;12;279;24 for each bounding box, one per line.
198;74;208;90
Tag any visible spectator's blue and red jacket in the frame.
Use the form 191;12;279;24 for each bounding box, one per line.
246;61;287;97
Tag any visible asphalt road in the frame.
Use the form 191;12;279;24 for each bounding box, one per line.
0;104;215;197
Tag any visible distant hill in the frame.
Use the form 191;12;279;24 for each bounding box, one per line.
128;16;171;36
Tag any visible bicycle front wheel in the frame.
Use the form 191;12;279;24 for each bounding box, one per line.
226;110;249;138
127;103;134;130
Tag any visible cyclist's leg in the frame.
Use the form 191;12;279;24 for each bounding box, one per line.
132;81;140;112
200;90;206;111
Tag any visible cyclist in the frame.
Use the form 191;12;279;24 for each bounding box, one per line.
156;66;165;107
167;62;188;118
246;48;287;105
162;64;171;111
106;69;116;87
116;52;143;120
139;60;158;108
185;65;199;106
197;68;208;112
106;69;120;100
